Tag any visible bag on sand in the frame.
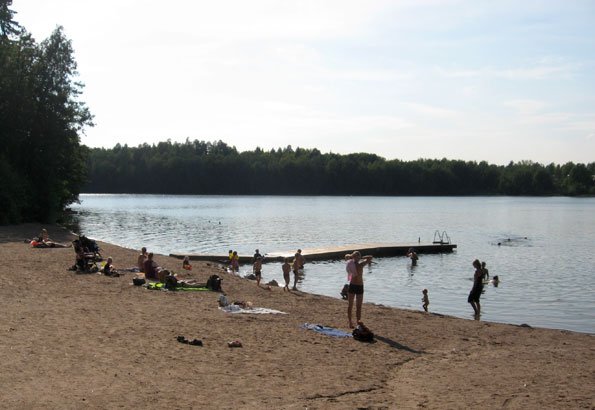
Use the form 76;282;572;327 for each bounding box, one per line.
352;323;374;342
207;274;222;292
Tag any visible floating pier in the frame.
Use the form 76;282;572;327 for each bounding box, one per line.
170;242;457;263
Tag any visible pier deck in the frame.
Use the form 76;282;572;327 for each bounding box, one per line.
170;242;456;263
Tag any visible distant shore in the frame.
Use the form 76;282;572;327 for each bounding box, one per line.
1;224;593;409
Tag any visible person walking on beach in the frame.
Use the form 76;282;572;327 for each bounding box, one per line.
253;257;263;287
282;258;291;291
422;289;429;312
346;251;373;328
468;259;484;317
231;251;239;272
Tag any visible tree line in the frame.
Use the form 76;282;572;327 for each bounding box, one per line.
85;139;594;196
0;0;92;223
1;0;593;224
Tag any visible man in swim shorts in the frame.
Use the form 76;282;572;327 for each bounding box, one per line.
253;257;262;287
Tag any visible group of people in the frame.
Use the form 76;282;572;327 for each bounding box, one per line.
227;248;306;292
340;249;500;328
137;246;168;281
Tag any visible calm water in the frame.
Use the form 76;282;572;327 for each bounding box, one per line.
71;195;595;334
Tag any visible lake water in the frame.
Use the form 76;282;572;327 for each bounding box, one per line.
71;194;595;334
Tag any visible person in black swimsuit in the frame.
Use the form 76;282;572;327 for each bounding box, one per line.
468;259;483;316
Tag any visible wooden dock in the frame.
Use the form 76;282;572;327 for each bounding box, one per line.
170;242;457;263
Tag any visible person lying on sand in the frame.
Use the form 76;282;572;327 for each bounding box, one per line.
30;229;71;248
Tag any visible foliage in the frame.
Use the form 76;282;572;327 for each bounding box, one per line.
0;3;92;223
84;140;594;196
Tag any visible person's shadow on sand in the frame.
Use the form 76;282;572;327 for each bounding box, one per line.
374;335;424;354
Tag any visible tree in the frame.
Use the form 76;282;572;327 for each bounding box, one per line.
0;15;93;223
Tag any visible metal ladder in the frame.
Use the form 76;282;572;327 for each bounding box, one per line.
433;230;451;245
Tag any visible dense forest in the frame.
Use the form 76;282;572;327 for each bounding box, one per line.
85;140;594;196
0;0;92;223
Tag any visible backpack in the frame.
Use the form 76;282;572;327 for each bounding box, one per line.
207;274;222;292
352;324;374;342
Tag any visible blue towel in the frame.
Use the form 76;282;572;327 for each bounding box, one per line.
302;323;352;338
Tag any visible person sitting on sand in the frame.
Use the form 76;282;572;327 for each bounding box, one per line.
422;289;429;312
101;257;119;277
282;258;291;291
143;252;162;281
182;256;192;271
137;247;147;272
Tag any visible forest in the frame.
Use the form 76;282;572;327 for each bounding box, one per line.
0;0;92;223
85;140;594;196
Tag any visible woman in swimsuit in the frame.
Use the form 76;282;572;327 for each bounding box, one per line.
346;251;373;328
468;259;484;316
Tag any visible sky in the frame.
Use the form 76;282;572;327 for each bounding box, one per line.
12;0;595;165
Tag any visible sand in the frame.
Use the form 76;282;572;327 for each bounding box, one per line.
0;224;593;409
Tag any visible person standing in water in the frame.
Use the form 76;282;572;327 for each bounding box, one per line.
468;259;484;317
282;258;291;291
481;261;489;281
291;253;300;290
346;251;373;328
407;248;419;266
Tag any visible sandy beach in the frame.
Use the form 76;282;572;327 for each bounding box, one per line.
0;224;593;409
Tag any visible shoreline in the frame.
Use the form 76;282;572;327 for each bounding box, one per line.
1;224;593;408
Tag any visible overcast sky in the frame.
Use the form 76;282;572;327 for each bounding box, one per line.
13;0;595;165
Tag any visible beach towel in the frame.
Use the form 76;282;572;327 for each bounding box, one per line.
219;305;287;315
302;323;352;338
146;282;210;291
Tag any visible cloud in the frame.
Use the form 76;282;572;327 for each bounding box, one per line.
436;61;577;81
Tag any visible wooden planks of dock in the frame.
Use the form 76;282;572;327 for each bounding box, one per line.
170;242;457;263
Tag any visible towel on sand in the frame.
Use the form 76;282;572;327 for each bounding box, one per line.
146;282;210;291
219;305;287;314
302;323;352;338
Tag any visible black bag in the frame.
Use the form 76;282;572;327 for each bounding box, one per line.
352;325;374;342
207;274;222;291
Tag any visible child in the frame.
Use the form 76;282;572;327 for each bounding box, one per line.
422;288;429;312
102;257;119;277
231;251;239;272
408;248;419;266
182;256;192;270
282;258;291;291
253;257;262;287
340;284;349;299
